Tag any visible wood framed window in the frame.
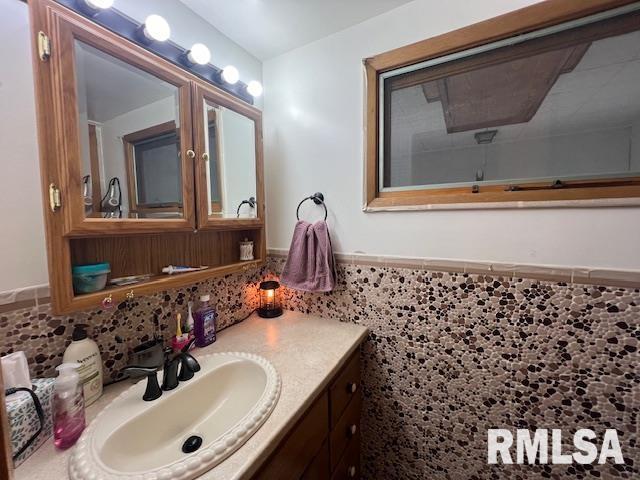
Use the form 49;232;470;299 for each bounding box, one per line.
364;0;640;210
122;120;183;215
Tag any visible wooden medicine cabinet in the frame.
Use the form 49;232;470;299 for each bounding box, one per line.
29;0;265;314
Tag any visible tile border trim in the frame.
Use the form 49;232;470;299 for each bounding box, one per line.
268;249;640;288
0;284;50;312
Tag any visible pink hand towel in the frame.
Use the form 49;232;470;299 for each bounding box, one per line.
280;220;337;292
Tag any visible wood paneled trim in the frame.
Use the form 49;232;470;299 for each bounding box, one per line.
29;0;76;318
363;0;640;209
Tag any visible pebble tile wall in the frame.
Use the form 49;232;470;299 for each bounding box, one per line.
1;257;638;479
0;269;261;382
266;256;639;480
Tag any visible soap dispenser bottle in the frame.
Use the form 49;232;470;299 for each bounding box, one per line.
194;294;217;348
53;363;86;450
63;324;103;406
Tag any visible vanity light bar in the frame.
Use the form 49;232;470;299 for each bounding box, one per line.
64;0;255;104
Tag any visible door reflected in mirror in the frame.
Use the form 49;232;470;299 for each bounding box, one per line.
74;40;184;219
204;101;257;219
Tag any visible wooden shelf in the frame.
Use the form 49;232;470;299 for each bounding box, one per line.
58;228;266;314
66;259;263;314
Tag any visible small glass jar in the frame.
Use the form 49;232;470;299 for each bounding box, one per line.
258;281;283;318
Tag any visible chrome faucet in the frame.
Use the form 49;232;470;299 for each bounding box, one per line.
123;338;201;401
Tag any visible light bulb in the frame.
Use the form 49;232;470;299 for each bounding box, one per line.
221;65;239;85
143;15;170;42
84;0;114;9
187;43;211;65
247;80;263;97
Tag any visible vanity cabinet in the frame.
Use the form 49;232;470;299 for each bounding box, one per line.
29;0;265;314
255;350;362;480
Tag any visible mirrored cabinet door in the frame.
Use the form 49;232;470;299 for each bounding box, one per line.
193;82;264;228
52;13;195;234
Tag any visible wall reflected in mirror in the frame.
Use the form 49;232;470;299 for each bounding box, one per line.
75;40;184;219
204;101;257;219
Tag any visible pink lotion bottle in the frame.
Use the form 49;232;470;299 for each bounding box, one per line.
53;363;86;449
194;294;217;347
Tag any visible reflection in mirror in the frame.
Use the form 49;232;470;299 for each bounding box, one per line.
381;14;640;191
204;101;257;218
74;40;183;219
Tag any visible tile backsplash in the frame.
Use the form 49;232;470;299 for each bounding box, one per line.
266;256;639;480
1;255;638;479
0;269;261;382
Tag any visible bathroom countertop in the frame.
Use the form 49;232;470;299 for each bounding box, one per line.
15;310;368;480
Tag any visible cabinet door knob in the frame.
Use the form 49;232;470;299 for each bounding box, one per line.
348;466;356;478
348;424;357;437
126;290;135;300
186;149;196;159
202;152;209;162
347;382;357;394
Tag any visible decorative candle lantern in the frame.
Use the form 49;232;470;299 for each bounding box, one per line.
258;281;282;318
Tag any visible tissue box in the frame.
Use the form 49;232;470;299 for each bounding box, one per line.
5;378;54;467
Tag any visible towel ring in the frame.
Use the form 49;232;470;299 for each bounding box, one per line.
296;192;327;221
236;197;256;218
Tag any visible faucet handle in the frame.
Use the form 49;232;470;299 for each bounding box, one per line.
181;337;196;353
122;365;162;401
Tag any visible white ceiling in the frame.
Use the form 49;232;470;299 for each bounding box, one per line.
178;0;414;60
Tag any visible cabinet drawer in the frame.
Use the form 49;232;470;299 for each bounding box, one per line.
330;391;361;470
255;392;329;480
301;440;330;480
331;430;360;480
329;351;360;427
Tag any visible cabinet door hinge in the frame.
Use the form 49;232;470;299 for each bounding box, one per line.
49;183;61;212
37;31;51;61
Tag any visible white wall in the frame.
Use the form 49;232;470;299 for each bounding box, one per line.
0;0;48;292
218;108;257;218
263;0;640;270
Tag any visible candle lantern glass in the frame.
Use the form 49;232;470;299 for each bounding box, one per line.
258;281;283;318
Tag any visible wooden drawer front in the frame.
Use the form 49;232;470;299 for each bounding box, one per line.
330;391;361;470
331;430;360;480
301;440;330;480
256;392;329;480
329;351;360;427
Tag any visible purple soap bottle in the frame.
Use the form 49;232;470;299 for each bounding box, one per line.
194;294;217;347
53;363;86;449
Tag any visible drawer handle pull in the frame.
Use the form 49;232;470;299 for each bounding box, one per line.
348;424;357;437
347;382;357;394
348;466;357;478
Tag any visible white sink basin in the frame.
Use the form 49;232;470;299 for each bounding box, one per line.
69;352;280;480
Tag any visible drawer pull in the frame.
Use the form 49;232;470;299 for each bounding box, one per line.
348;466;357;478
347;382;357;394
348;424;357;437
